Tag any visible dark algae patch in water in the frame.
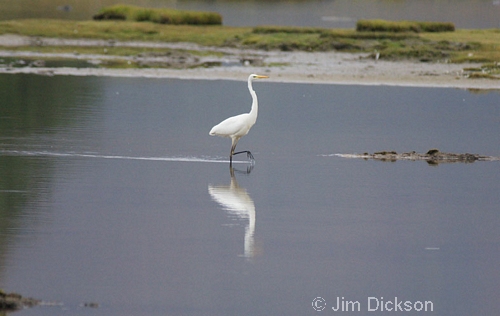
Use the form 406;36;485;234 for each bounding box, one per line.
0;289;40;311
338;149;499;165
0;289;100;312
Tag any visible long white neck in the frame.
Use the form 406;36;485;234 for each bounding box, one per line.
248;79;258;121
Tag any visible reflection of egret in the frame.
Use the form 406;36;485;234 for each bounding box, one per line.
209;74;269;164
208;168;256;258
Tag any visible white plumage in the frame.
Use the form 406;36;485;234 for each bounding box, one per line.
210;74;268;163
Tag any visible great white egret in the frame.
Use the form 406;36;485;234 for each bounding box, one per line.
209;74;269;163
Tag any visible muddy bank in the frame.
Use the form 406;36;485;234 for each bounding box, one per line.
333;149;500;165
0;34;498;89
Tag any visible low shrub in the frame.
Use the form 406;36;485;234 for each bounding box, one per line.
356;19;455;33
93;4;222;26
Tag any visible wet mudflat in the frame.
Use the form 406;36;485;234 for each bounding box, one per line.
0;74;499;315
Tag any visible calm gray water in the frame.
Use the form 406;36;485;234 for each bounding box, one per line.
0;74;499;316
0;0;499;29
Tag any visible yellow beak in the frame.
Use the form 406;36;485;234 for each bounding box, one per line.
256;75;269;79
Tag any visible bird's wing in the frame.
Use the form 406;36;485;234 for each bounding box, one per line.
210;113;251;137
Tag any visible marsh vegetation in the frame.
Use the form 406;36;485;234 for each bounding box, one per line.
93;4;222;25
1;19;498;59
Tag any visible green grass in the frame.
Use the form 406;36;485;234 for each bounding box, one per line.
0;19;245;46
1;45;173;56
421;29;500;63
252;26;327;35
463;62;500;79
93;4;222;25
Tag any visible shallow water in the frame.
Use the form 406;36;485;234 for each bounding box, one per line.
0;74;499;315
0;0;499;29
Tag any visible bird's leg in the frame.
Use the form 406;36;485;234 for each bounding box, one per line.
230;142;236;164
229;138;254;163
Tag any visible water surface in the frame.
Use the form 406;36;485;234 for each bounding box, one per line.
0;74;499;315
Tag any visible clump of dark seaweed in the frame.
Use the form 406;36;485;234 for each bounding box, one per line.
342;149;497;165
0;289;40;311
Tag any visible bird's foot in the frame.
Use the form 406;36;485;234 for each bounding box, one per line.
233;150;255;163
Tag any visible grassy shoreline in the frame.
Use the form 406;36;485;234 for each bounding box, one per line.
0;19;499;77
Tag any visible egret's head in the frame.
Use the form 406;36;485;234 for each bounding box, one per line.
249;74;269;80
